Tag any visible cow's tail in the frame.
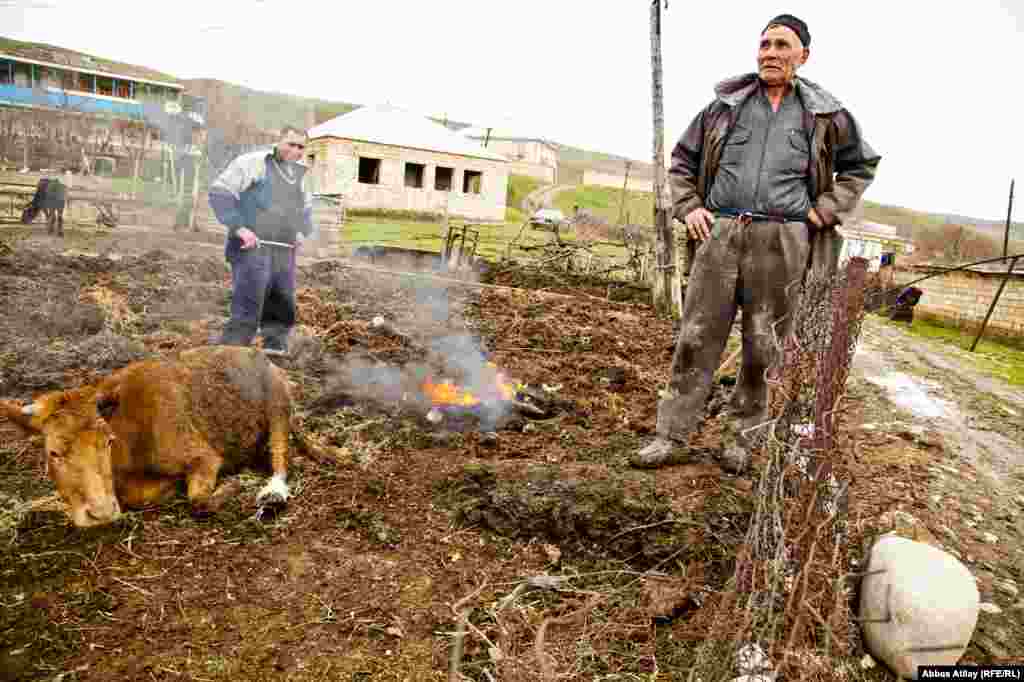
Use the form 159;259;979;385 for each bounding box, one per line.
289;420;347;466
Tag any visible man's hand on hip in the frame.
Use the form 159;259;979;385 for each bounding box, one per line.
236;227;258;250
684;207;714;241
808;208;825;229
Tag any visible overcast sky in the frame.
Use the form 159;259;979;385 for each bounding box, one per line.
2;0;1021;220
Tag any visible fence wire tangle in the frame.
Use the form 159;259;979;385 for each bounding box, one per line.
686;256;871;681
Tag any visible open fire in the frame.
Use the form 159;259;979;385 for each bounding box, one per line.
420;362;535;432
368;316;555;434
421;361;522;408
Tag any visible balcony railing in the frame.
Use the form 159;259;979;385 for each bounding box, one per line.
0;83;145;118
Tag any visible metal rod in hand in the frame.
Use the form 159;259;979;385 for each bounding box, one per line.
969;255;1019;352
256;239;295;249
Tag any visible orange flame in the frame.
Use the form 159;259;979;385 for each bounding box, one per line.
422;362;520;407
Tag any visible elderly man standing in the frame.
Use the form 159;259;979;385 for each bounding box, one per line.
209;126;314;356
632;15;880;470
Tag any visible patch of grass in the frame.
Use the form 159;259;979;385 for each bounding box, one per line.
505;205;526;224
506;174;544;211
881;314;1024;386
339;216;572;262
553;185;653;227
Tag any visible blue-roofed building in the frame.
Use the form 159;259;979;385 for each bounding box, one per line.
0;36;205;126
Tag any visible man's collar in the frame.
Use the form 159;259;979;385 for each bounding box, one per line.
713;72;842;115
266;148;308;168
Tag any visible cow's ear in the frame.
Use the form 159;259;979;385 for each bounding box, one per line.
95;394;119;421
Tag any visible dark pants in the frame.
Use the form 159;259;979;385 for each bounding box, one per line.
220;246;297;349
657;217;810;444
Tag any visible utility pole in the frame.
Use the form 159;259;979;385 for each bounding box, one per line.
650;0;680;317
1003;178;1015;260
617;160;632;227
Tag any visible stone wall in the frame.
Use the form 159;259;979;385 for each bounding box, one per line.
893;266;1024;338
305;138;508;222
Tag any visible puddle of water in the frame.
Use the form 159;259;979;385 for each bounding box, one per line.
864;371;954;420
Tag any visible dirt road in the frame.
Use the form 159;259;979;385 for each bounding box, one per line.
523;183;577;212
851;316;1024;661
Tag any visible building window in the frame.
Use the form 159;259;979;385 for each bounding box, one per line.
115;80;132;99
358;157;381;184
435;166;453;191
463;170;483;194
404;162;425;189
13;62;30;87
0;60;11;85
77;72;92;92
96;76;114;97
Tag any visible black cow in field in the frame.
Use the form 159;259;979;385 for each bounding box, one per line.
21;178;66;236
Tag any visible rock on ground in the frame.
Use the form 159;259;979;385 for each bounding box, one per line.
860;534;979;679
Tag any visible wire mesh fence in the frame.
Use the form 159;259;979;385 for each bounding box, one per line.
683;256;872;681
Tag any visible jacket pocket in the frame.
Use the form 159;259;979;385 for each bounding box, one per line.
788;130;811;171
720;128;751;165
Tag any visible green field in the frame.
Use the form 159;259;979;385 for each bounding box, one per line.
553;184;655;226
337;213;630;263
506;174;544;212
881;315;1024;386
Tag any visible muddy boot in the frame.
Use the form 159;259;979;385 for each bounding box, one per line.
630;392;701;468
630;437;676;468
716;412;769;475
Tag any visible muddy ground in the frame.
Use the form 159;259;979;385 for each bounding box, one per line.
0;223;1021;680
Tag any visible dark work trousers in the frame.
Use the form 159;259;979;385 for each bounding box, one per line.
657;216;810;445
220;245;297;350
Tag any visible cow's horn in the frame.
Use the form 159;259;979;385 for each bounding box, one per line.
21;404;37;416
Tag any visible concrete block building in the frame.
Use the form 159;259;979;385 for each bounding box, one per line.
307;105;510;222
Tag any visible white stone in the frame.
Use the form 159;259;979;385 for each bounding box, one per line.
736;643;771;676
979;602;1002;615
982;532;999;544
859;536;979;680
860;654;877;669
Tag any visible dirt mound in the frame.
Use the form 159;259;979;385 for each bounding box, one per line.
0;331;150;395
440;461;693;564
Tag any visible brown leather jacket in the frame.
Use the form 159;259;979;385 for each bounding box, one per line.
670;73;881;279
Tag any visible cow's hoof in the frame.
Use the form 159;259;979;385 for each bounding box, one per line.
256;474;290;507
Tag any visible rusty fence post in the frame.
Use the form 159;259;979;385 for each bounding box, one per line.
811;256;868;478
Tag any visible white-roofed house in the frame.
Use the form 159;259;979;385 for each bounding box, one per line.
837;220;916;273
306;104;510;221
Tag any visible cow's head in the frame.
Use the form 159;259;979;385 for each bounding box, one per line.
2;389;121;528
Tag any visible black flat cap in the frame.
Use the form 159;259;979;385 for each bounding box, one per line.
764;14;810;47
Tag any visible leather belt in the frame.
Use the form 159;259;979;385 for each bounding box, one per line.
714;208;807;224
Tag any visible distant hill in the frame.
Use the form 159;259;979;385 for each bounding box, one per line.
184;78;361;133
183;78;474;138
860;200;1023;241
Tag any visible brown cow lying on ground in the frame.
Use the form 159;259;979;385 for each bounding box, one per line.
0;346;293;528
